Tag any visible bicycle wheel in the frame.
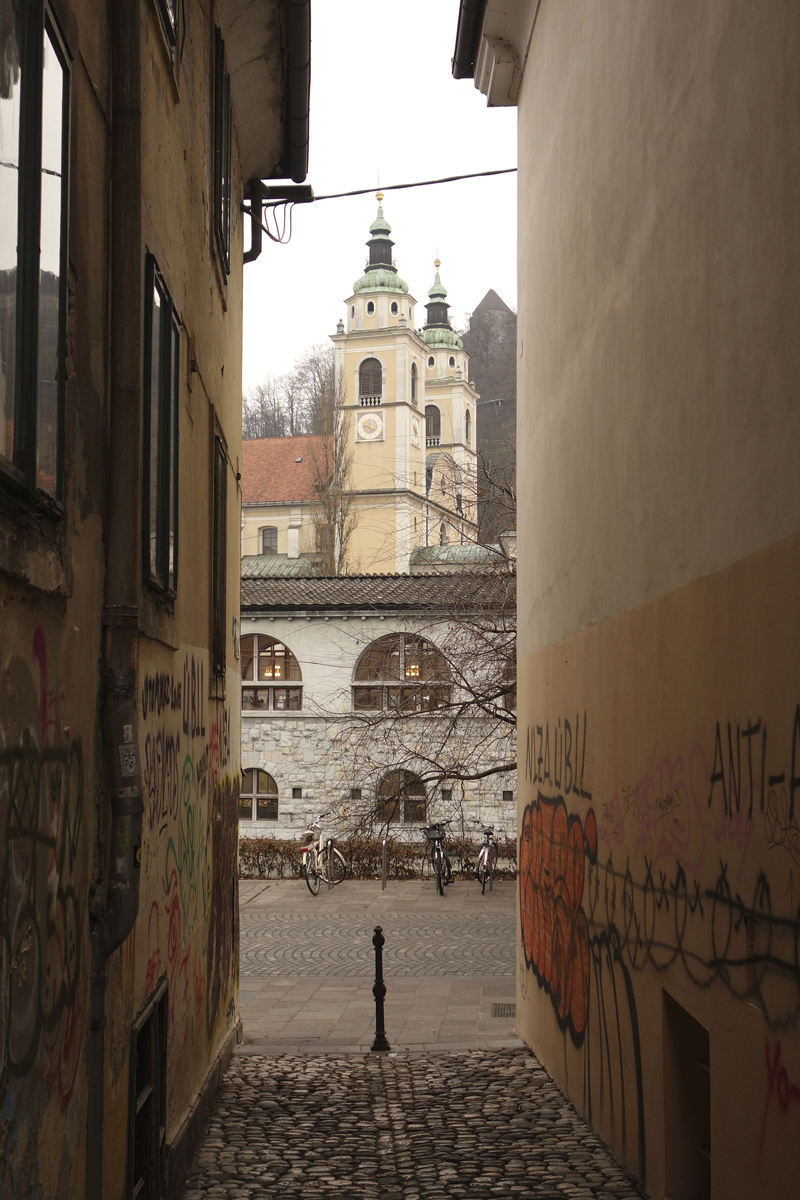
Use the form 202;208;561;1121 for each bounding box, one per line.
435;849;444;896
477;848;490;893
305;848;321;895
330;847;346;885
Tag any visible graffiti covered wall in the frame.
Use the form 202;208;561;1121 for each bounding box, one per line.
516;536;800;1199
130;647;240;1135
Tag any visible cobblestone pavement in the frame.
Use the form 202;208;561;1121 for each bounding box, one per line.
240;909;515;977
183;1049;643;1200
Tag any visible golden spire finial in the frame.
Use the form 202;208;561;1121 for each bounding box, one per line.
434;258;441;270
376;190;384;204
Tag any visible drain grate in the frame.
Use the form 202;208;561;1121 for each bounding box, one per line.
491;1003;516;1018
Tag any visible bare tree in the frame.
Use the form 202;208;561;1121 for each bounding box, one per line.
242;376;287;439
322;570;517;836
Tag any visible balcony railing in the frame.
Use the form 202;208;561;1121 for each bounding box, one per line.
426;435;440;447
360;395;382;407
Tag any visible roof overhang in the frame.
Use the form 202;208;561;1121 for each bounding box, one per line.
216;0;310;184
452;0;540;108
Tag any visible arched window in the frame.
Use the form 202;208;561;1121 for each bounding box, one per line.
241;634;302;710
391;301;398;315
427;355;435;368
410;362;418;406
261;525;278;555
359;357;382;400
439;522;448;546
353;633;451;712
239;769;279;821
449;356;455;368
366;300;375;315
464;408;471;445
376;769;426;825
425;405;440;444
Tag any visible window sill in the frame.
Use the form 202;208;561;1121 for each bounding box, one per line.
0;501;69;596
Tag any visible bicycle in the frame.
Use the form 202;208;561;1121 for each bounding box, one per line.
302;813;347;895
474;823;499;895
421;822;453;896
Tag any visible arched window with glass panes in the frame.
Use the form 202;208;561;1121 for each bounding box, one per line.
261;526;278;555
376;769;426;824
410;362;418;407
352;633;451;712
239;769;279;821
359;357;382;401
240;634;302;710
425;404;441;444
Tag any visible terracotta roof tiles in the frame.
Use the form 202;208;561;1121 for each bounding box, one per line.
241;435;331;504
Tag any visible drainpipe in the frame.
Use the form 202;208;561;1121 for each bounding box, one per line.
243;178;264;264
87;2;144;1198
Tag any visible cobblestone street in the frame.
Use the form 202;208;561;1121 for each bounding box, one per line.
183;881;642;1199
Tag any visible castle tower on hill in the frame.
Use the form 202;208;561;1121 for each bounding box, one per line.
331;195;479;574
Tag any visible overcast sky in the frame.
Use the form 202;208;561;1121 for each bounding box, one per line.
241;0;518;392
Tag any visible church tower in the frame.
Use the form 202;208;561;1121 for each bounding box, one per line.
331;199;478;573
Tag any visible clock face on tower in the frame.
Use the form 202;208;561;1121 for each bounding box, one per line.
356;412;384;442
411;416;421;447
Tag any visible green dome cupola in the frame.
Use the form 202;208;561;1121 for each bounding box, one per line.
423;260;463;349
353;193;409;295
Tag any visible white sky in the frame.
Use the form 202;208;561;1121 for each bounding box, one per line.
241;0;518;391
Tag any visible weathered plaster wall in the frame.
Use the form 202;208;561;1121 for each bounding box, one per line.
515;3;800;1198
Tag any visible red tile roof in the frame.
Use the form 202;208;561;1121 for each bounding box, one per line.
241;435;330;504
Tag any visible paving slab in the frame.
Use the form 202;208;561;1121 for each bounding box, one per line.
238;879;520;1053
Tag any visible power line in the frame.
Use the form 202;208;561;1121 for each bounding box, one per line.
308;167;517;203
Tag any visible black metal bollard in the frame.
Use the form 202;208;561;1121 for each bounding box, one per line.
371;925;390;1051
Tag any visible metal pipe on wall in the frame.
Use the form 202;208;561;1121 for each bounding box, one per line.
86;2;145;1196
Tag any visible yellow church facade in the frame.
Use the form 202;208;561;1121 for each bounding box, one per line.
242;198;479;574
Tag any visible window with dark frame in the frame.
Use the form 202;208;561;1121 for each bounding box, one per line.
502;790;514;804
359;358;382;398
410;362;418;406
261;525;278;555
155;0;178;47
128;980;168;1200
377;769;427;824
353;633;451;713
239;768;279;821
0;5;70;508
214;28;232;276
142;257;179;595
212;436;227;676
241;634;302;710
425;405;441;439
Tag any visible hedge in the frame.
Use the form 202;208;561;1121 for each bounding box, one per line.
238;835;517;881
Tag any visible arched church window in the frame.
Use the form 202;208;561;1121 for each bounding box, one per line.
353;633;451;713
465;409;471;445
410;362;418;405
359;358;382;399
391;301;398;315
449;356;455;368
376;769;427;824
351;305;355;318
241;634;302;711
366;300;375;315
427;356;435;368
439;522;447;546
425;405;441;442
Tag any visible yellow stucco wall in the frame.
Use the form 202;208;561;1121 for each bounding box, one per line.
514;2;800;1197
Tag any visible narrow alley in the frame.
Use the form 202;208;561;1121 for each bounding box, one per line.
182;881;642;1199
